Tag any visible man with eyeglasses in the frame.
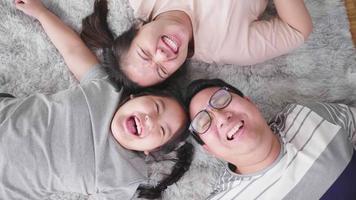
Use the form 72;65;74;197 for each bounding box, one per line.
185;78;356;200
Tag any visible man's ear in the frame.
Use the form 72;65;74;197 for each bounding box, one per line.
244;96;252;102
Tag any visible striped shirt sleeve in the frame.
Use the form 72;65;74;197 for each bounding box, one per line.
311;102;356;144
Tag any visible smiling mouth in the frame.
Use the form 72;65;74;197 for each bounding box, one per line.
126;116;143;136
162;35;180;54
226;120;245;141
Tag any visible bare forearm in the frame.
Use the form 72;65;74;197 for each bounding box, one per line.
274;0;313;39
36;10;98;79
37;10;83;59
15;0;98;80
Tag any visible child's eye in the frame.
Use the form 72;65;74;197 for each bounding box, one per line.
137;48;150;61
157;65;169;79
160;126;165;136
155;102;160;114
140;48;151;60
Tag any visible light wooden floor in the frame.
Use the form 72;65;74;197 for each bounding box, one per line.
345;0;356;46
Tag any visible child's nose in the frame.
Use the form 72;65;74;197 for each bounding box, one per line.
154;46;175;62
154;48;167;62
144;114;157;132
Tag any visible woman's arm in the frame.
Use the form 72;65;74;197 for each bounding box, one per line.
274;0;313;40
236;0;312;65
15;0;99;81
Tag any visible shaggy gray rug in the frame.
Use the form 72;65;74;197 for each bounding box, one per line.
0;0;355;199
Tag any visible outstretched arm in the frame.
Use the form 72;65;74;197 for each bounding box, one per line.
274;0;313;40
15;0;99;81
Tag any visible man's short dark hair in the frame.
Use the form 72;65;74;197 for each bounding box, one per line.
185;79;244;145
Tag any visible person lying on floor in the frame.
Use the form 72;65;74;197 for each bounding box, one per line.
79;0;313;88
185;78;356;200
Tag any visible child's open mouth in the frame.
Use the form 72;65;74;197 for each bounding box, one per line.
162;35;180;54
126;116;142;137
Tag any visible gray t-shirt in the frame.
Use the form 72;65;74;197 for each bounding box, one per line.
0;65;148;200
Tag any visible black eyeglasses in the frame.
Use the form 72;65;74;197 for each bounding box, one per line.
189;87;232;135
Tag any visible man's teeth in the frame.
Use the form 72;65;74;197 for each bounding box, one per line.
134;117;142;136
227;121;244;140
163;36;178;52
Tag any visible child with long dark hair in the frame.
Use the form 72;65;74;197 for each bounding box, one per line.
81;0;312;88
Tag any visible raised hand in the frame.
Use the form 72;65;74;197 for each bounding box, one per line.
14;0;48;20
14;0;99;81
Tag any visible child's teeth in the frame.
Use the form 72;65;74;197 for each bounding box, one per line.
134;117;141;135
163;36;178;52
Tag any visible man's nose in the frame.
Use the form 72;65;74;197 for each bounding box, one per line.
211;109;232;129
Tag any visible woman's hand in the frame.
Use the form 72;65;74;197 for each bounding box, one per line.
14;0;48;20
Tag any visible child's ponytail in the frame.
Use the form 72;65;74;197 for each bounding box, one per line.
80;0;141;91
137;142;194;199
80;0;114;49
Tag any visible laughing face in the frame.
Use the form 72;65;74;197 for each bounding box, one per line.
122;10;193;87
111;95;186;154
189;87;274;165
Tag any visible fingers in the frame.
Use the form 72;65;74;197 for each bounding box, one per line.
14;0;46;19
14;0;25;9
14;0;24;4
16;0;29;3
14;0;30;7
14;0;31;11
14;2;24;10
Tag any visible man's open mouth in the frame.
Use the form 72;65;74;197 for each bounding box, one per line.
227;120;245;141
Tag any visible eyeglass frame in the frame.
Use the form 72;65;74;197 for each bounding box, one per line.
189;87;232;136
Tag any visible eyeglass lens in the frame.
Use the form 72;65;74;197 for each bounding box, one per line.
210;89;231;109
191;88;231;134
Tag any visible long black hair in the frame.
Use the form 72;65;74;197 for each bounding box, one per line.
137;142;193;199
81;0;141;91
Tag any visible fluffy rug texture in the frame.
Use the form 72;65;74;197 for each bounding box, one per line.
1;0;355;199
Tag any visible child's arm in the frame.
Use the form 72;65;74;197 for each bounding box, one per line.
15;0;99;81
274;0;313;40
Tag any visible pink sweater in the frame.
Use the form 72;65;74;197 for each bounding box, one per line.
129;0;304;65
